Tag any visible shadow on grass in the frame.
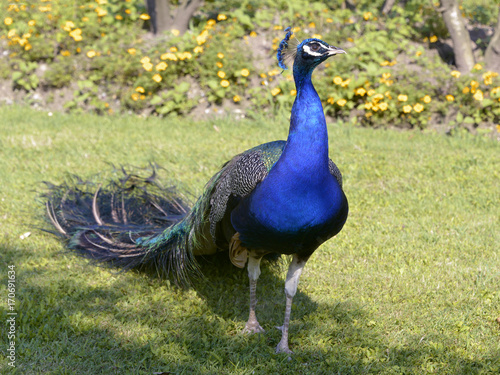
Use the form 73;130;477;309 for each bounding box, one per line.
3;242;498;374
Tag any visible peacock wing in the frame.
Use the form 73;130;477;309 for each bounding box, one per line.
207;140;286;246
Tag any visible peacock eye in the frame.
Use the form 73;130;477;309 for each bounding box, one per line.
310;43;320;52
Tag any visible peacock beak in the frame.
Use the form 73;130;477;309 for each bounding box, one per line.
326;46;346;56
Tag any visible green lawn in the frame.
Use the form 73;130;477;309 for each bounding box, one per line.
0;105;499;374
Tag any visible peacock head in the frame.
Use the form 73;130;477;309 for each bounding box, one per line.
277;27;345;75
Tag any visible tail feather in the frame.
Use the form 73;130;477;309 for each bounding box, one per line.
44;167;202;284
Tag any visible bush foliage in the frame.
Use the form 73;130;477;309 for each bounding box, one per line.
1;0;499;129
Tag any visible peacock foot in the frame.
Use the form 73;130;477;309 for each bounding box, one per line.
243;319;265;334
276;340;293;354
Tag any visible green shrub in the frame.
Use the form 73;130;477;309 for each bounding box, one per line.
1;0;499;128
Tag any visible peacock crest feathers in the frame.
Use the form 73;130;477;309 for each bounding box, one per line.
277;27;299;70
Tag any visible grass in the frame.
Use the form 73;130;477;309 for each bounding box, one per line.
0;105;499;374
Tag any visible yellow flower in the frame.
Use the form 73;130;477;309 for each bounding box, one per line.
470;80;479;89
240;68;250;77
327;98;335;104
115;15;123;20
290;89;297;96
216;61;223;68
61;50;71;57
156;62;168;71
497;125;500;133
333;76;343;85
197;30;208;45
95;7;107;17
63;21;75;32
207;19;216;26
131;93;139;101
309;22;316;28
177;52;192;60
28;20;36;26
170;46;178;52
403;105;412;113
193;46;203;53
382;72;391;80
271;87;281;96
355;87;367;96
423;95;431;103
142;62;153;71
140;95;146;100
373;93;384;102
367;89;375;96
217;71;226;78
217;14;227;21
413;103;424;113
398;94;408;102
4;17;13;26
233;95;241;102
249;31;257;37
364;102;373;110
24;43;32;51
462;87;470;94
171;29;180;36
446;95;454;101
140;14;150;20
326;18;333;23
82;17;89;22
337;99;347;106
450;70;461;78
68;28;82;41
127;48;136;55
161;52;177;61
141;56;151;64
429;35;438;43
379;102;388;111
415;51;422;57
363;12;372;20
152;74;162;83
340;78;351;88
220;79;230;88
312;34;322;39
217;52;224;59
473;63;482;70
268;69;280;76
473;90;483;101
135;86;145;93
87;50;96;58
380;60;390;66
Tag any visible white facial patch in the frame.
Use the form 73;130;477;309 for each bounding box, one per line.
303;42;329;57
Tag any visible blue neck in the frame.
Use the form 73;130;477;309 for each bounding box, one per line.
280;66;329;175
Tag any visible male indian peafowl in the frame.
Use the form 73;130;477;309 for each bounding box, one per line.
45;28;348;354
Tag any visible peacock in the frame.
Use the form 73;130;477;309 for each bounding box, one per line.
45;28;348;354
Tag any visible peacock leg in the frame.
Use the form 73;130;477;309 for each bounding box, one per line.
243;254;265;334
276;254;307;354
